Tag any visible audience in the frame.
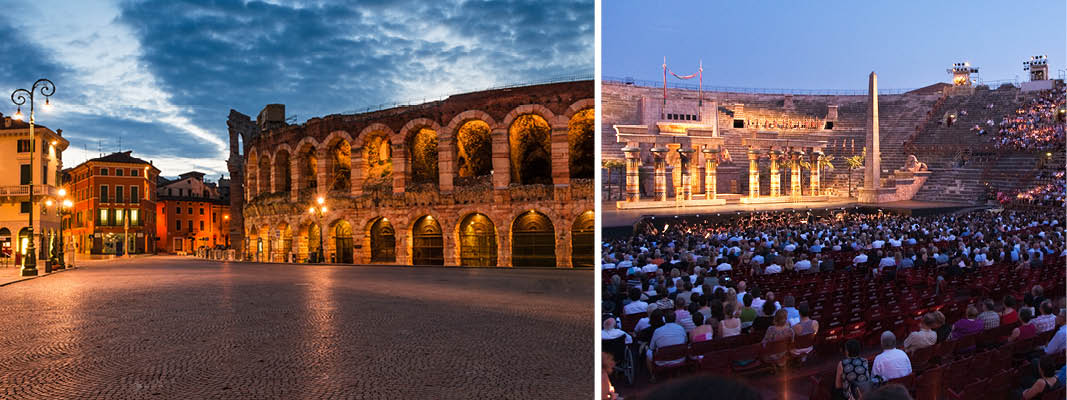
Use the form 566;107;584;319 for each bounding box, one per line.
994;88;1066;151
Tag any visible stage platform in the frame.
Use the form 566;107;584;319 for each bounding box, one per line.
601;198;980;228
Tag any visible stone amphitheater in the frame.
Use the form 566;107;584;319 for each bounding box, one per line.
227;80;594;268
601;79;1063;205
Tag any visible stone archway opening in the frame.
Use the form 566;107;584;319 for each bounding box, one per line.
509;114;552;185
307;222;322;262
363;133;393;191
327;140;351;193
569;108;595;179
458;213;496;267
369;217;396;263
274;150;291;193
455;120;492;185
298;146;318;194
278;223;292;262
511;210;556;267
407;128;439;187
411;215;443;266
332;219;353;263
571;210;594;268
258;155;272;195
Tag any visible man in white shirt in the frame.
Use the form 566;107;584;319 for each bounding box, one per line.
716;259;732;271
622;288;648;315
794;254;812;272
872;331;912;380
852;252;868;266
647;312;688;377
764;262;782;274
642;262;659;274
872;239;885;249
1043;311;1066;356
878;254;896;269
751;253;765;265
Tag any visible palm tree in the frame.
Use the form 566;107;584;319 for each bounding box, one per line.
816;155;835;196
845;149;865;198
602;160;626;199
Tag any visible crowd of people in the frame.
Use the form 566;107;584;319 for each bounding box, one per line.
992;87;1066;150
601;207;1066;399
1000;170;1066;208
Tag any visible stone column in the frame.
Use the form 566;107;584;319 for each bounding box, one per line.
491;128;509;190
864;72;881;192
650;147;669;202
791;151;803;198
551;125;570;187
289;158;300;202
811;151;823;196
747;149;760;199
555;225;572;268
438;136;455;193
702;148;719;199
677;148;694;201
350;149;364;197
392;142;407;194
689;148;700;197
316;150;328;196
621;146;642;202
769;150;781;197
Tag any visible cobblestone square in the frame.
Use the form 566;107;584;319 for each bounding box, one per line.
0;257;593;399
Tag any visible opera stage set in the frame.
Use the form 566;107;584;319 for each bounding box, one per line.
603;64;947;228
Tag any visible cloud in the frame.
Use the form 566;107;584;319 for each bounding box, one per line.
0;0;593;179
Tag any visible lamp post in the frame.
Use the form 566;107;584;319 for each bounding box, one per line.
307;196;327;263
56;189;71;269
11;78;56;276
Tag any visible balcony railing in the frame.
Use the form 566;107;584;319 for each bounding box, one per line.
0;185;60;197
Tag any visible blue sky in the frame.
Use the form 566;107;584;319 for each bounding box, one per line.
1;0;593;178
604;1;1066;91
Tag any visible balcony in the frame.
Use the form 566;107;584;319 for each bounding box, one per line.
0;185;60;198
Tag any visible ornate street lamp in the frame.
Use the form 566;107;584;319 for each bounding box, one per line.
307;196;327;263
11;78;55;276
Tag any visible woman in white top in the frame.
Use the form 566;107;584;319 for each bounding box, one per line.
720;301;742;337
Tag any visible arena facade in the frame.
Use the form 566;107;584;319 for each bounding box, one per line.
226;80;594;268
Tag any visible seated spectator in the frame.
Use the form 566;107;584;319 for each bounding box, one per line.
794;253;812;272
872;331;912;381
1021;356;1065;400
602;315;632;345
675;301;695;332
647;310;687;382
761;309;795;368
689;310;713;343
902;312;938;353
782;295;800;326
1033;300;1057;333
751;301;776;332
977;298;1001;330
950;305;984;340
720;301;742;338
836;339;872;399
622;287;648;316
739;293;757;329
1044;310;1066;356
790;302;818;361
764;261;782;274
1001;295;1020;326
1008;308;1038;343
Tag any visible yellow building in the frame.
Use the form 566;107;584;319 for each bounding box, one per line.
0;113;69;268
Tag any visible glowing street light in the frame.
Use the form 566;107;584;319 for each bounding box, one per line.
307;197;328;263
10;78;56;276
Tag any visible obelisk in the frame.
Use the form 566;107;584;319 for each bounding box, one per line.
860;72;880;202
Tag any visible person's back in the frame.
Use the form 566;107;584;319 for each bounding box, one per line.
872;331;912;380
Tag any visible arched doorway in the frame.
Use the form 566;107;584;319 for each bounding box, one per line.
307;222;321;262
0;228;10;262
408;128;439;186
455;120;493;183
327;139;351;192
258;155;272;194
411;215;443;265
511;210;555;267
571;211;595;268
362;133;392;190
508;114;552;185
274;150;291;193
369;217;396;262
333;220;353;263
568;108;595;179
458;213;496;267
278;224;293;262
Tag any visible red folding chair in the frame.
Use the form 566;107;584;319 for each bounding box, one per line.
649;343;690;382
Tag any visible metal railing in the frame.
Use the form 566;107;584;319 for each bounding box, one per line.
342;73;593;116
977;78;1020;88
603;76;917;95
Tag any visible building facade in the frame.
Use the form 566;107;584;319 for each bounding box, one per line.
64;151;160;255
0;114;68;266
229;81;595;267
155;172;230;254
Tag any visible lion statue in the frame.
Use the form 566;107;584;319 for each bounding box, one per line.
903;155;928;172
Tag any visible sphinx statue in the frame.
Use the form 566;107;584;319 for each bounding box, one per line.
902;155;928;172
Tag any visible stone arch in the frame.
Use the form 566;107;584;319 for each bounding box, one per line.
456;212;498;267
329;218;354;263
567;107;595;179
511;210;556;267
410;214;444;266
400;118;442;187
453;119;493;180
365;216;396;263
501;104;557;129
321;132;352;193
444;110;498;135
273;146;292;193
294;137;320;194
246;150;259;199
562;99;595;121
571;210;594;268
257;151;272;195
356;124;394;190
305;220;323;263
276;222;293;262
507;113;553;185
